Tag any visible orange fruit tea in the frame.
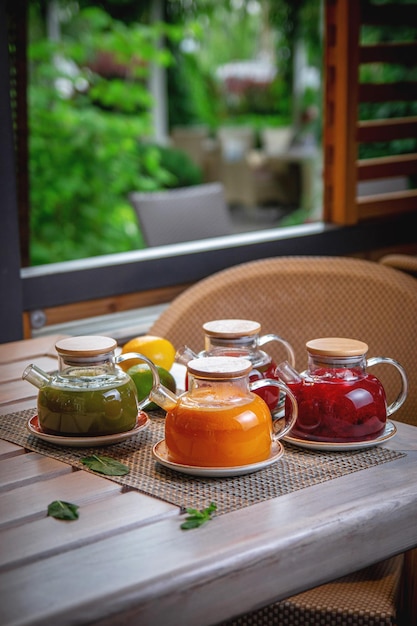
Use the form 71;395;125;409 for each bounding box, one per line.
165;387;273;467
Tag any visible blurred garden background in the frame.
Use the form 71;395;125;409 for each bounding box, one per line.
27;0;323;265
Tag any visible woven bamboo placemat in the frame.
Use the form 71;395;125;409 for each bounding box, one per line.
0;408;405;515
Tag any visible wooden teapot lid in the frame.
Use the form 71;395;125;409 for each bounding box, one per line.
55;336;117;357
187;356;252;378
306;337;369;357
202;319;261;338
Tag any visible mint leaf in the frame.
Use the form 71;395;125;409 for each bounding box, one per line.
81;455;129;476
180;518;206;530
180;502;217;530
48;500;79;521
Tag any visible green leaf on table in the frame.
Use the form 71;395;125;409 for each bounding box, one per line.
47;500;79;521
81;455;129;476
180;502;217;530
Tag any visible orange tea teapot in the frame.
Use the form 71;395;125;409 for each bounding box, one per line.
276;338;408;443
150;355;298;467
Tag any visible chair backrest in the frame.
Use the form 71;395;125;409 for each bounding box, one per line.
379;253;417;279
129;183;233;247
150;256;417;425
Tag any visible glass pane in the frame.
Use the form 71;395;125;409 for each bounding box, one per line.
27;0;323;266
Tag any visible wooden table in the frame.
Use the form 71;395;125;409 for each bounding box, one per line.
1;336;417;626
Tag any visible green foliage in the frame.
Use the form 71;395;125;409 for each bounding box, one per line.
167;50;221;129
148;143;203;187
27;1;324;266
28;6;197;265
81;455;130;476
358;15;417;160
29;100;149;265
180;502;217;530
165;0;302;128
47;500;80;521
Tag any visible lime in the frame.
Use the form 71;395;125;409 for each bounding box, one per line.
127;363;176;411
121;335;176;371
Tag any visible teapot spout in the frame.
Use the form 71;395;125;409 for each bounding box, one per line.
175;345;198;366
22;363;51;389
275;360;303;384
149;384;178;412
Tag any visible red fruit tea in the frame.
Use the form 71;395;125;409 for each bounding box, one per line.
287;367;387;442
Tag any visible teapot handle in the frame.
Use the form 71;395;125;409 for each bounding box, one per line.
116;352;176;411
366;356;408;417
249;378;298;440
258;334;296;367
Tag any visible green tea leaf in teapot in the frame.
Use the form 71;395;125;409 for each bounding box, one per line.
180;502;217;530
81;455;129;476
47;500;79;521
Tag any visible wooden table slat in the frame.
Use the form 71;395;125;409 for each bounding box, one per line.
0;335;66;364
0;399;38;415
0;451;73;492
0;439;25;460
0;379;39;407
0;490;178;571
0;356;58;384
0;471;121;530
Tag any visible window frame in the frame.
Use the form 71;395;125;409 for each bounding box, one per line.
20;214;417;311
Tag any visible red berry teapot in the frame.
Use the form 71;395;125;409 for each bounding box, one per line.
276;337;408;443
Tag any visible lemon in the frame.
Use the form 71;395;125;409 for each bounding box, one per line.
127;364;176;410
121;335;176;371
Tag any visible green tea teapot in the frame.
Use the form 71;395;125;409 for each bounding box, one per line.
22;335;161;437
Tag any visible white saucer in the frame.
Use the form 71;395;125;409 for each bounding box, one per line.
152;440;284;477
27;412;150;447
283;420;397;452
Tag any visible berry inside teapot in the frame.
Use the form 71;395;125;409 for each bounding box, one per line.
276;338;408;443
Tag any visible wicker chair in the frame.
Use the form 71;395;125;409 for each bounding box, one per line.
150;256;417;626
379;254;417;279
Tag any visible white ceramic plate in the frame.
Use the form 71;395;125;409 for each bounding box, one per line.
152;439;284;477
283;420;397;452
27;412;150;448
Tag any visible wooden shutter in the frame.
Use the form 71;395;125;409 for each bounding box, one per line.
323;0;417;224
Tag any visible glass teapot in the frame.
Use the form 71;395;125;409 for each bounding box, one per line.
149;355;298;468
276;337;408;443
22;335;160;437
176;319;296;413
